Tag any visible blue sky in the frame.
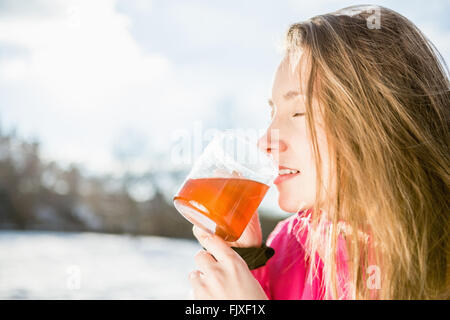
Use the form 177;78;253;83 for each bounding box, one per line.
0;0;449;177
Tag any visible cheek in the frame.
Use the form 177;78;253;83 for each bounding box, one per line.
276;173;316;213
276;124;318;212
275;122;331;213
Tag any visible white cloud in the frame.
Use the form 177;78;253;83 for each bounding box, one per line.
0;0;226;173
0;0;171;111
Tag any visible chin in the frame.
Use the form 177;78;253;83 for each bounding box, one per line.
277;194;305;213
276;184;313;213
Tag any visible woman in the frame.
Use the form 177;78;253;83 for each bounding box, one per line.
188;5;449;299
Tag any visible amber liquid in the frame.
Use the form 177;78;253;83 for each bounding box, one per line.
173;177;269;241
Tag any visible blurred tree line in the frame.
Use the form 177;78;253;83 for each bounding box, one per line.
0;129;283;242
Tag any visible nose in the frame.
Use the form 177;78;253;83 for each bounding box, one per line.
257;128;287;162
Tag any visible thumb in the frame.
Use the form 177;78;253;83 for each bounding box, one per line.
248;210;261;228
228;210;262;248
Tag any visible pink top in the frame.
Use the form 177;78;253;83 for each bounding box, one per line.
250;209;351;300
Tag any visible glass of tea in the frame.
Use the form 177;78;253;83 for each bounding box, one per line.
173;130;277;242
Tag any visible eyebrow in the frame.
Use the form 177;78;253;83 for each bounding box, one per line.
268;90;302;107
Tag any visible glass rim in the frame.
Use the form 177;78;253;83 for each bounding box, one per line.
190;129;278;184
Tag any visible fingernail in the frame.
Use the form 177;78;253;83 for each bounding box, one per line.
194;226;212;238
196;249;206;255
204;233;214;240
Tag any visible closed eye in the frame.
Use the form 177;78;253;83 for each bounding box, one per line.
292;112;305;117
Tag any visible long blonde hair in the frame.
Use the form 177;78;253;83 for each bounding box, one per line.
284;5;449;299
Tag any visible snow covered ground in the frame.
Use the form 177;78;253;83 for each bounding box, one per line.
0;231;201;299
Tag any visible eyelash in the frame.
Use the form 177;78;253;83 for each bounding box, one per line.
268;109;305;119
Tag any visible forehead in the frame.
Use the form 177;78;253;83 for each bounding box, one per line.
271;52;310;100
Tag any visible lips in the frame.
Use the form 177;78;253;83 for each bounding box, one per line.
274;165;301;185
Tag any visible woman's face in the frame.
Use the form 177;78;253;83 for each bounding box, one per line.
258;53;331;213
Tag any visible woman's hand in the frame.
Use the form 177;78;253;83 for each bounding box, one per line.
226;210;262;248
189;225;268;300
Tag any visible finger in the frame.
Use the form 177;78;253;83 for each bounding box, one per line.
227;210;261;247
193;225;239;263
188;269;204;286
194;249;217;273
188;270;207;298
253;210;261;225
